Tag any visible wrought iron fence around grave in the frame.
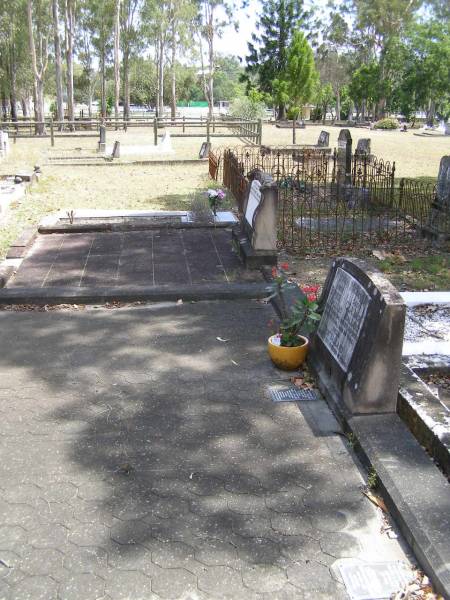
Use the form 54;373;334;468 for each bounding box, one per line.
218;145;447;253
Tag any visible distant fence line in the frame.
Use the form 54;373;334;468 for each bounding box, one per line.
0;116;262;146
210;145;447;252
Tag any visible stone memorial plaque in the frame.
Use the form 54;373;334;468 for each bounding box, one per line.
309;258;406;415
338;560;412;600
245;180;261;226
269;387;318;402
317;267;371;371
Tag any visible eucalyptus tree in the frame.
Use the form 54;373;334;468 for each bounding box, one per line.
64;0;77;125
27;0;52;133
196;0;238;119
121;0;142;121
51;0;64;125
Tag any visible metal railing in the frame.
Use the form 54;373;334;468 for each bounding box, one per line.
218;145;446;252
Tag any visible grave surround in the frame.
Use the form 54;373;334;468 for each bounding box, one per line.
310;257;406;415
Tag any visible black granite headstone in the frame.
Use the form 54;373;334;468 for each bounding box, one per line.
309;257;405;415
427;155;450;236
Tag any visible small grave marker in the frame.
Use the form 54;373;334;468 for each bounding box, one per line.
317;130;329;147
338;560;412;600
309;257;405;415
355;138;371;156
199;141;211;159
427;155;450;236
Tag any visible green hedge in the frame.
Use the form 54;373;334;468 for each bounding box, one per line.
374;117;399;130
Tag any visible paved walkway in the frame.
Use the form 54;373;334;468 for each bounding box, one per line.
9;230;251;288
0;300;409;599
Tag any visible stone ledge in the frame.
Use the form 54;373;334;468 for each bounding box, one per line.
398;363;450;478
347;413;450;598
6;227;37;259
0;283;270;305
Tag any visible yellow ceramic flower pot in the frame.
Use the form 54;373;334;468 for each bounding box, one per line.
268;334;309;371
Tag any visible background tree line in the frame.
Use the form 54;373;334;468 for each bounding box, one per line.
0;0;449;133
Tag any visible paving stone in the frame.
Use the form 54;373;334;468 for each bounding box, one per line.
104;569;155;600
226;494;266;515
319;531;363;559
58;573;105;600
0;526;28;554
68;522;109;547
270;514;316;538
150;564;198;599
265;490;307;514
194;537;239;567
63;545;108;574
235;537;282;565
197;565;248;599
20;548;67;581
8;575;59;600
287;560;338;595
242;563;287;592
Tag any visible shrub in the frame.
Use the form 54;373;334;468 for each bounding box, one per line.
229;96;266;121
374;117;399;130
287;106;301;120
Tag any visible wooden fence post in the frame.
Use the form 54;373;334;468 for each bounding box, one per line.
206;118;210;143
292;119;296;145
183;115;185;133
257;119;263;145
153;117;158;146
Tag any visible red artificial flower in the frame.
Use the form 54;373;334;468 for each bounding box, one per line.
307;293;317;302
271;267;278;277
280;262;289;270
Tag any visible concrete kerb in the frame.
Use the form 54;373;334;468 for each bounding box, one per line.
0;283;270;306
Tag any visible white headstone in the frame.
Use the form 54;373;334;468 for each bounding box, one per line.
245;180;262;227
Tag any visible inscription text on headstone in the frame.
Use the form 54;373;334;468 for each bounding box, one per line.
317;267;371;371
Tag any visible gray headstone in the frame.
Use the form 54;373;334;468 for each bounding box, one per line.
309;257;405;415
112;140;120;159
199;141;211;159
317;130;329;147
436;155;450;209
355;138;371;156
99;125;106;144
337;129;352;186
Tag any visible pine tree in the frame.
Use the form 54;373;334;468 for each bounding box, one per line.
245;0;310;120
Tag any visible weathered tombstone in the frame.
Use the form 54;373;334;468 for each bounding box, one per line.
98;125;106;153
232;173;278;268
355;138;371;156
427;156;450;237
199;141;211;159
337;129;352;186
0;131;5;158
112;140;120;159
309;257;406;415
317;130;329;147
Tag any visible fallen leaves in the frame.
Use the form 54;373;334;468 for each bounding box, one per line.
216;337;230;343
362;487;388;513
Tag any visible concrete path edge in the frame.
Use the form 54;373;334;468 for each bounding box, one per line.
0;282;270;305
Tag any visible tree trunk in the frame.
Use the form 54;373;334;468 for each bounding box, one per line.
170;22;176;120
65;0;75;130
114;0;121;127
9;47;18;121
336;88;341;121
27;0;47;135
100;50;106;118
1;93;8;120
123;49;130;122
21;97;29;118
52;0;64;129
157;33;165;118
277;104;286;120
426;98;435;127
207;15;214;120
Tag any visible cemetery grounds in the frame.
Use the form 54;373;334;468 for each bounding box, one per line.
0;123;449;292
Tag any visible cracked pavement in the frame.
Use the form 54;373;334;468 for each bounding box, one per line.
0;300;410;599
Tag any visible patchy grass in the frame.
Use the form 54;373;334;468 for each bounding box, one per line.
377;253;450;290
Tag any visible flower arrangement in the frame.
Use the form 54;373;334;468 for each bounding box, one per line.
207;188;226;216
268;263;321;347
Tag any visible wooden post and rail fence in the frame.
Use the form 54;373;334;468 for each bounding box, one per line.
0;116;263;147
